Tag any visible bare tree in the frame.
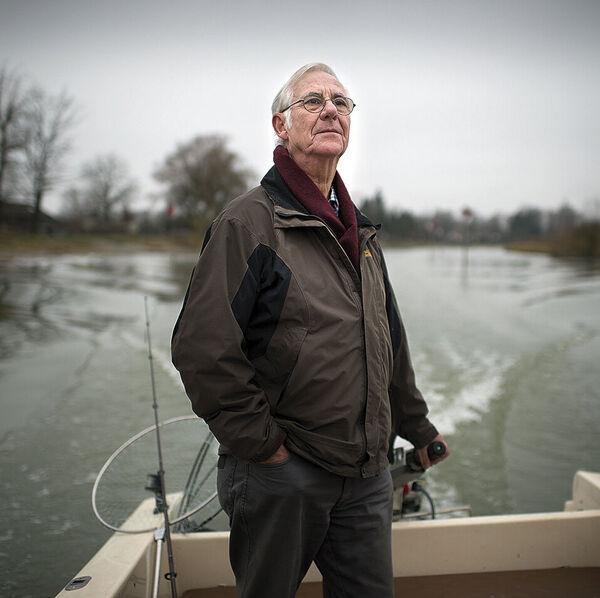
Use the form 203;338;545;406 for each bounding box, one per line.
63;154;137;228
0;66;28;202
153;134;253;228
22;87;76;230
61;186;86;224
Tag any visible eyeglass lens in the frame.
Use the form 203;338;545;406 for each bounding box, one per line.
303;96;354;115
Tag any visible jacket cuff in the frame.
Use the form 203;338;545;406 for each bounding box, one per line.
402;418;439;450
248;424;288;463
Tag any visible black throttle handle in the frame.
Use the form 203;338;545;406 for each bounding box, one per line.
405;441;446;472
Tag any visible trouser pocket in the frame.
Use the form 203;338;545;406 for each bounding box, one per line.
228;453;336;598
216;454;236;517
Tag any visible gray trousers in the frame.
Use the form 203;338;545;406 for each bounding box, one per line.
217;452;394;598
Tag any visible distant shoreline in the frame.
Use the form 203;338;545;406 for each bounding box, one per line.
504;228;600;259
0;232;204;261
1;231;598;262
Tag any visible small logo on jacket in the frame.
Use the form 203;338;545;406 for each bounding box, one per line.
364;249;373;258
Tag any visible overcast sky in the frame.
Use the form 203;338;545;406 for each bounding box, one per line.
1;0;599;217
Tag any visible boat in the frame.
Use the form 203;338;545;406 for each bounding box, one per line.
56;309;599;597
56;465;600;597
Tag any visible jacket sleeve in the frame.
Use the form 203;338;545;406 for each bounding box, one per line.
380;250;439;449
171;214;287;462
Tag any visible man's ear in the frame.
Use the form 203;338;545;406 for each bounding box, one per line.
272;113;289;142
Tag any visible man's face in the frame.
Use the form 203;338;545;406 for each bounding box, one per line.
276;71;351;163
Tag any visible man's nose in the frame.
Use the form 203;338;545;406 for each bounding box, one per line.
320;99;338;118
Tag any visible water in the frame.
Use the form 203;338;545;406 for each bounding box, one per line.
1;246;599;597
385;248;600;516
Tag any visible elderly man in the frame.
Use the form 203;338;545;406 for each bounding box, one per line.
172;63;448;598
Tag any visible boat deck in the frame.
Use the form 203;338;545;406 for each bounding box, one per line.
183;567;600;598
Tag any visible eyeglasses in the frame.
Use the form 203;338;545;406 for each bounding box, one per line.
281;94;356;116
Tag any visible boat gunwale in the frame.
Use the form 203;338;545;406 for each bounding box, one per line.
55;472;600;597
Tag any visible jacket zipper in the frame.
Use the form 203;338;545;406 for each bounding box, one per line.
358;229;377;475
277;208;378;476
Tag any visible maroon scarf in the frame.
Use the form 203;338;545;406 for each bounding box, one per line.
273;146;359;270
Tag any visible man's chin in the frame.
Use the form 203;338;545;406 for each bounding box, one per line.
312;140;347;157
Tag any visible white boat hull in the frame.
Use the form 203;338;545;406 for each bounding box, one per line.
57;471;600;597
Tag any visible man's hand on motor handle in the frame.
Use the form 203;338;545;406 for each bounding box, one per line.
416;434;449;470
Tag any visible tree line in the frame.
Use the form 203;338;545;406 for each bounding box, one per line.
358;190;600;257
0;66;253;233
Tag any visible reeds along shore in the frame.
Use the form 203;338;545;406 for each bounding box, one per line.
1;223;599;261
505;223;600;258
0;231;203;260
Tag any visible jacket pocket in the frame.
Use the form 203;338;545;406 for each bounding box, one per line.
252;273;309;411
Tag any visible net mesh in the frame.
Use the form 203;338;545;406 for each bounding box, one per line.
93;417;221;533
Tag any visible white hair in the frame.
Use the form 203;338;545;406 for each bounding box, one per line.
271;63;346;146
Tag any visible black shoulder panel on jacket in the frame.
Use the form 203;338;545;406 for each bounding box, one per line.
379;248;402;358
231;243;292;360
171;224;213;343
200;224;212;252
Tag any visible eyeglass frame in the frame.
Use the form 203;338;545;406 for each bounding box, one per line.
280;94;356;116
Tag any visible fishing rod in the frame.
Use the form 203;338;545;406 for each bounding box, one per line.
144;296;178;598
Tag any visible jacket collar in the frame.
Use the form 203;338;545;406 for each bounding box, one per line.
261;165;375;229
261;165;309;215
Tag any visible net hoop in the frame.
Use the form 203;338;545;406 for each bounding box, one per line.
91;415;219;534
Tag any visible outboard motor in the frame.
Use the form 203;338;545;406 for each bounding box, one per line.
389;441;446;520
